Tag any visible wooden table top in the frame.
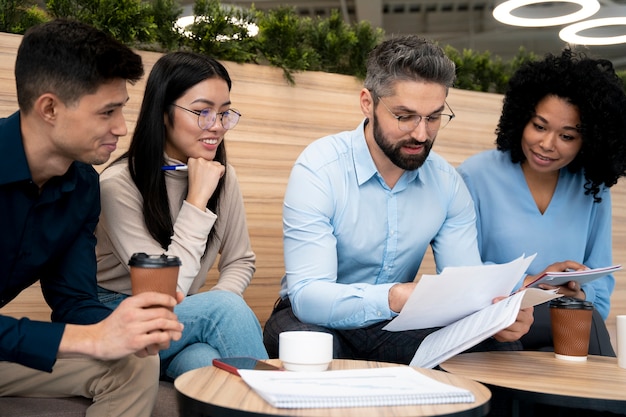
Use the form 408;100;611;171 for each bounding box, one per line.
174;359;491;417
440;351;626;413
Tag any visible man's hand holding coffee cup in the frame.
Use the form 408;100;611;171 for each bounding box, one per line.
58;291;184;360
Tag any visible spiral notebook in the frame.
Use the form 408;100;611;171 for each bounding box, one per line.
238;366;475;409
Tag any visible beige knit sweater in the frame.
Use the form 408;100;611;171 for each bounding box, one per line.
95;158;255;297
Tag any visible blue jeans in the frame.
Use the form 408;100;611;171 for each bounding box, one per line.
98;287;268;380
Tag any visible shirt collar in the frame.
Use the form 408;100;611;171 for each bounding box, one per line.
352;119;378;186
0;111;80;193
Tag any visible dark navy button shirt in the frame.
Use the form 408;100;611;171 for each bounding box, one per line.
0;111;112;372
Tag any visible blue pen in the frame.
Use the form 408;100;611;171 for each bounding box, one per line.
161;165;188;171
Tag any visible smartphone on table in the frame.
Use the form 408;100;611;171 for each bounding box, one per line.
212;357;283;376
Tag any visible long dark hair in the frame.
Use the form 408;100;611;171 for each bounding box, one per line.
116;51;231;249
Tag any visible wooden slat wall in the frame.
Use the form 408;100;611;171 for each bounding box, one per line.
0;33;624;345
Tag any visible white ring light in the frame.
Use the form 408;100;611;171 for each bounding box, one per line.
493;0;600;27
559;17;626;45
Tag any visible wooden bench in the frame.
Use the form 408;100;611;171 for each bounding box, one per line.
1;32;624;345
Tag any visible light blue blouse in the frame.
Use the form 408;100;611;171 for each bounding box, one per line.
458;149;614;319
280;119;482;329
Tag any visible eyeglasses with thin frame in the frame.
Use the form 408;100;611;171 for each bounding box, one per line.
171;103;241;130
377;97;455;132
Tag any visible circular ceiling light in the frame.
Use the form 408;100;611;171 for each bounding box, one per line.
493;0;600;27
559;17;626;45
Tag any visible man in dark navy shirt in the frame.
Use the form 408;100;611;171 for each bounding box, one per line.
0;19;184;416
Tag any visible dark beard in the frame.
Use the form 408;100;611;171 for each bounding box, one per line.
372;113;433;171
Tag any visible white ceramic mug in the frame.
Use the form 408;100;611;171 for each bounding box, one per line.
278;331;333;372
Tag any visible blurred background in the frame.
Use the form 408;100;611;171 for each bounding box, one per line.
178;0;626;70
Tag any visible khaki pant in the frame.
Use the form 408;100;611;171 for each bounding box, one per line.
0;355;160;417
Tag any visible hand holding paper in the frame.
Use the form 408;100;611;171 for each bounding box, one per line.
383;254;536;331
379;254;566;369
524;264;621;289
409;288;561;369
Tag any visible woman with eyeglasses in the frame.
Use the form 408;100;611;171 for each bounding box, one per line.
94;51;268;380
458;48;626;356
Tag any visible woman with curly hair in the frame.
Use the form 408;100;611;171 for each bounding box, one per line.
458;48;626;355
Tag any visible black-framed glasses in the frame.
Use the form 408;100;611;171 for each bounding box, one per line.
377;97;455;132
171;103;241;130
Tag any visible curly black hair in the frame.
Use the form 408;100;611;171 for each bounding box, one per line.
495;48;626;202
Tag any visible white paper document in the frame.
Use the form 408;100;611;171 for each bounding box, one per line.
238;366;475;409
409;288;561;369
383;254;536;331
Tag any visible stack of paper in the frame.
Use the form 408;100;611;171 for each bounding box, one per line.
383;254;536;331
379;254;563;369
238;366;475;409
409;288;560;369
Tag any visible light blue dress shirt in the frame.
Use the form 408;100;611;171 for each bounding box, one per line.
280;119;482;329
458;149;615;319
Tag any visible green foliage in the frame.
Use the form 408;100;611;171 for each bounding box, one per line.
253;6;383;83
254;5;318;83
1;0;624;90
303;9;383;78
184;0;257;63
46;0;157;44
348;20;385;80
0;0;48;34
445;46;502;93
146;0;183;51
445;45;540;94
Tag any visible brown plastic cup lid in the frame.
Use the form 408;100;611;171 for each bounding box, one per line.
549;296;593;310
128;252;181;268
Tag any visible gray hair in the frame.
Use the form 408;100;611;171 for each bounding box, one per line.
364;35;456;98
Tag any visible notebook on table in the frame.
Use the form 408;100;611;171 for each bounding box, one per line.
238;366;475;409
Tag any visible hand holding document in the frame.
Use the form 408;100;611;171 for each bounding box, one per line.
383;254;536;331
409;288;561;369
524;264;621;288
379;254;565;369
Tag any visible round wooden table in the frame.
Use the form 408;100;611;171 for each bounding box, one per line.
175;359;491;417
440;351;626;414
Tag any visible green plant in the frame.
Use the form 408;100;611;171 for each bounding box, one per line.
347;19;385;80
0;0;48;34
1;0;625;91
184;0;258;63
303;9;383;78
445;45;539;94
254;5;319;83
445;46;501;93
46;0;157;45
253;6;383;83
146;0;183;51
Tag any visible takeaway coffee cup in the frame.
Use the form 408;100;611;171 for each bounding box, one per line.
549;297;593;361
129;253;181;309
279;331;333;372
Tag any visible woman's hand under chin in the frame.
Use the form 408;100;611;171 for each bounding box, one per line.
185;157;225;210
